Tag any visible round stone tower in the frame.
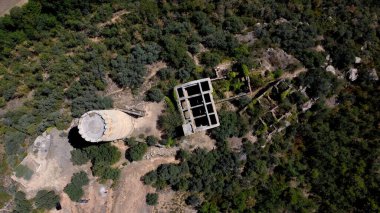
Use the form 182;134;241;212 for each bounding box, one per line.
78;110;134;142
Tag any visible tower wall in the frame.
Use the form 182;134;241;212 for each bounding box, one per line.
78;110;134;142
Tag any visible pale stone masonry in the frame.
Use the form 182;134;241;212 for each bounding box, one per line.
174;78;220;136
78;110;134;142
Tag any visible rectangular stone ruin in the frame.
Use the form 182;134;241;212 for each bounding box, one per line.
174;78;220;136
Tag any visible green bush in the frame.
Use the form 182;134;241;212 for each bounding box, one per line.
71;95;113;118
223;16;245;33
145;88;164;102
146;193;158;206
70;149;89;165
126;143;148;162
13;191;32;213
146;136;158;146
211;111;248;141
200;51;222;67
34;190;60;210
158;67;175;80
186;194;201;207
64;183;83;202
0;189;11;208
15;164;33;180
0;97;5;108
124;137;138;147
64;171;89;202
75;143;121;181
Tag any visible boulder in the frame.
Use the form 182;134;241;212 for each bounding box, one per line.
348;68;358;81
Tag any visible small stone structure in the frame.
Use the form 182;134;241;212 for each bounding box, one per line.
174;78;220;136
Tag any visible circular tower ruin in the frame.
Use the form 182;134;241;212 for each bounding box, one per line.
78;110;134;142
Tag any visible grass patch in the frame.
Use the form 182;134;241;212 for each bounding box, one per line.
15;164;33;180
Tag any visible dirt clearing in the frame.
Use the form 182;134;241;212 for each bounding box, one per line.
132;102;164;139
0;0;28;16
111;157;178;213
154;189;196;213
180;131;216;151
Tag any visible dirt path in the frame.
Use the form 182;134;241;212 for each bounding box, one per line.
0;0;27;16
98;10;129;27
111;157;178;213
281;67;306;79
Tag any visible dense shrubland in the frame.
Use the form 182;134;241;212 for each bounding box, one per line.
0;0;378;211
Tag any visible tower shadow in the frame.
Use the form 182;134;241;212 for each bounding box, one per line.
68;126;108;149
68;127;92;149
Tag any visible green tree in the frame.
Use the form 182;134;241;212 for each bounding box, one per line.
13;191;32;213
124;137;138;147
211;111;248;141
200;51;222;67
63;184;83;202
34;190;59;210
146;193;158;206
146;135;158;146
70;149;89;165
64;171;89;202
126;143;148;162
223;16;245;33
145;88;164;102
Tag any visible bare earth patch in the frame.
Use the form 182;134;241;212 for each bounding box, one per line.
180;131;216;151
132;101;164;139
0;0;28;16
111;157;178;213
154;189;196;213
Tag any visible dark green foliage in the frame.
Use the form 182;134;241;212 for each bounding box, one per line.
71;95;113;118
71;171;90;186
85;143;121;166
14;165;33;180
157;67;175;80
145;88;164;102
296;68;341;98
0;188;11;209
34;190;60;210
161;36;195;71
298;50;325;69
146;136;158;146
297;89;380;211
70;144;121;181
146;193;158;206
186;194;201;207
188;43;200;54
200;52;222;68
4;131;26;156
0;1;379;212
126;143;148;162
145;76;380;211
64;171;89;202
110;43;161;89
223;16;245;33
70;149;89;165
63;184;83;202
211;111;248;141
158;97;183;138
13;191;32;213
124;137;138;147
